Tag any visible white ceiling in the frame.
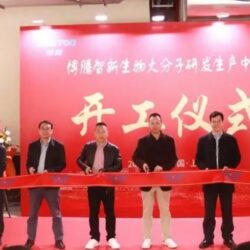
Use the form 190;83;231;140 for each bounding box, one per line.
0;0;249;6
0;0;123;8
188;0;250;17
0;0;250;19
0;0;149;26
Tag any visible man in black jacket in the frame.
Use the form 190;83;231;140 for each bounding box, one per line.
132;113;178;249
196;111;241;249
0;145;6;245
25;120;66;249
77;122;122;250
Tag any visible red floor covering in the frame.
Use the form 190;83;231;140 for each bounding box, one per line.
1;217;250;250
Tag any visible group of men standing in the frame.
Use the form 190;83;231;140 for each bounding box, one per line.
0;110;241;250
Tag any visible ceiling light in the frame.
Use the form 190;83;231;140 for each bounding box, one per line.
216;12;230;19
32;19;45;25
95;15;108;22
152;15;165;22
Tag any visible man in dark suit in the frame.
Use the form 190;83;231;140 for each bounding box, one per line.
77;122;122;250
0;145;6;245
25;120;66;249
196;111;241;249
132;113;178;249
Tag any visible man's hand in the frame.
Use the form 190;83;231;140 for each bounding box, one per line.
154;165;163;172
29;167;36;174
85;167;93;175
143;163;149;173
223;166;229;170
43;170;48;173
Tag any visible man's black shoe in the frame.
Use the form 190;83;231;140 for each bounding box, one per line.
25;239;34;248
55;240;65;250
199;239;214;249
224;239;237;249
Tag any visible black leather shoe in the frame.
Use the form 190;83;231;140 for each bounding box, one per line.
25;239;34;248
199;239;214;249
224;239;237;249
55;240;65;250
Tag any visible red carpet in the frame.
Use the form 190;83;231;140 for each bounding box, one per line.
2;217;250;250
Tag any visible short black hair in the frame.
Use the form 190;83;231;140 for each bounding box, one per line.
149;113;162;121
96;122;107;127
209;111;224;121
38;120;53;129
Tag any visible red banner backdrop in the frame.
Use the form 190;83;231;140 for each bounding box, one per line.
21;22;250;217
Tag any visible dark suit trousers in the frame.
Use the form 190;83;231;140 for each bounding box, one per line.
27;188;63;241
203;189;234;241
0;190;4;236
88;187;116;241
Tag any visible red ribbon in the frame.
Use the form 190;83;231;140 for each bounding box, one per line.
0;169;249;189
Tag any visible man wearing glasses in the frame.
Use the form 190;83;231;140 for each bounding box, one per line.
25;120;66;249
196;111;241;249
